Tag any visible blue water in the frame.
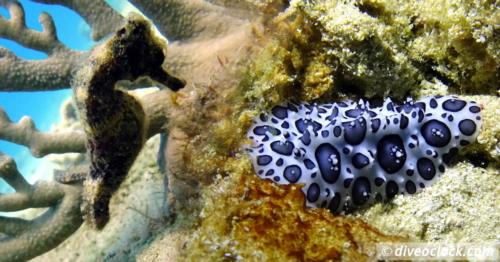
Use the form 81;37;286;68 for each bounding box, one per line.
0;0;95;191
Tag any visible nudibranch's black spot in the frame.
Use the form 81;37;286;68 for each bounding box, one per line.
342;118;367;145
273;176;280;182
342;147;350;155
271;118;278;124
258;148;264;153
328;193;341;212
283;165;301;183
377;135;407;174
460;140;470;146
281;121;289;129
327;107;339;121
300;130;311;146
318;108;327;114
346;108;364;118
418;110;424;122
272;106;288;119
447;115;453;122
405;181;416;194
337;102;348;107
259;114;268;122
421;120;451;147
402;103;413;113
276;158;284;166
352;177;371;206
442;99;466;112
415;102;426;111
419;183;425;188
406;169;414;176
417;157;436;180
374;177;385;186
411;111;417;118
287;103;298;112
368;110;377;117
430;98;438;108
307;183;320;202
371;119;381;133
476;116;481;121
386;102;394;111
400;115;409;129
258;170;263;175
271;141;294;156
333;126;342;137
257;155;272;166
346;167;352;174
265;170;274;176
426;149;433;156
304;158;315;169
343;178;353;188
385;181;399;199
469;106;481;113
321;130;329;138
438;164;445;172
315;143;341;184
443;147;459;165
408;143;415;149
393;118;399;125
352;153;370;169
253;125;281;136
295;119;322;134
458;119;476;136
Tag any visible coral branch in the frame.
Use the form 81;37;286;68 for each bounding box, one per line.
0;0;86;91
33;0;124;41
0;0;65;53
0;107;86;157
128;0;247;41
0;153;83;262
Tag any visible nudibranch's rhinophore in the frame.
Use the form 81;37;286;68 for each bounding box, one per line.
246;96;482;213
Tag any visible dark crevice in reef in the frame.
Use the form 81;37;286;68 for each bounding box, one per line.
354;1;384;18
464;152;490;168
413;59;456;87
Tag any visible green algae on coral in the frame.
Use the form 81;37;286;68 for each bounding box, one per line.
254;0;499;100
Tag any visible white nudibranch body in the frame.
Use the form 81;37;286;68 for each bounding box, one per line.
246;96;482;213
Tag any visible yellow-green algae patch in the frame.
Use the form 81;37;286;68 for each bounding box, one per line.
181;158;404;261
283;0;498;98
356;162;499;242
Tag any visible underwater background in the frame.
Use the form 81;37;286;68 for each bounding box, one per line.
0;0;498;261
0;0;137;192
0;0;91;191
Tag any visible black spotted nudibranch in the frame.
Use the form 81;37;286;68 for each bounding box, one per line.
246;96;482;213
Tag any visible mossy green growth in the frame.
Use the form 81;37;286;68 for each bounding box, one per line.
248;0;499;101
